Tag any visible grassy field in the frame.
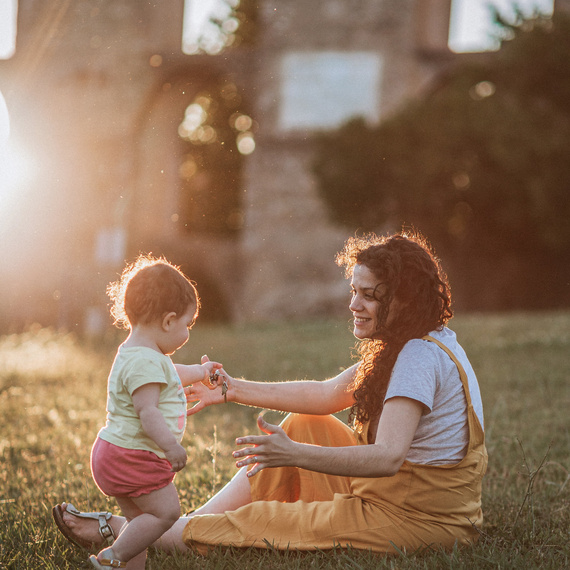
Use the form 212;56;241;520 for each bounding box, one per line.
0;312;568;569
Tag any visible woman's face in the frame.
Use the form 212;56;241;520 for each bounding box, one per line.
349;264;389;340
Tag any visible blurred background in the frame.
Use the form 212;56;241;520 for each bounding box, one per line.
0;0;568;335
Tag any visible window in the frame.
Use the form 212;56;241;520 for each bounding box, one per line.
0;0;17;59
449;0;554;53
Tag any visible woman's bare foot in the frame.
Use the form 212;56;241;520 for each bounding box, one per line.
59;502;126;549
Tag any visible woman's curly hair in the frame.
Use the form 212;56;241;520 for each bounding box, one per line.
107;254;200;329
336;231;453;433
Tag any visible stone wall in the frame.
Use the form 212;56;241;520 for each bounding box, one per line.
236;0;454;321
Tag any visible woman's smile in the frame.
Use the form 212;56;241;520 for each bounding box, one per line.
349;264;382;339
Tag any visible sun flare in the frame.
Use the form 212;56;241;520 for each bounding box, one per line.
0;140;36;212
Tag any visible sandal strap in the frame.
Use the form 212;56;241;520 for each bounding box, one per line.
67;503;112;522
98;516;115;546
66;503;116;546
100;559;126;568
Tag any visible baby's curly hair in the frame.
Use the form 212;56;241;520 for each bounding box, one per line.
107;254;200;329
336;230;452;432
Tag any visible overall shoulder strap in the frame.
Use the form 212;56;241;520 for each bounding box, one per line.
421;335;473;407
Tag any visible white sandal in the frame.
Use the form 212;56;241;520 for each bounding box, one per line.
52;503;116;550
89;552;126;568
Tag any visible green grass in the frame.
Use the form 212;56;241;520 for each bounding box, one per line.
0;313;569;569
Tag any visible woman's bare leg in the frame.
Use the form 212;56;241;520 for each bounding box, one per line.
59;467;253;553
153;467;252;552
194;467;251;515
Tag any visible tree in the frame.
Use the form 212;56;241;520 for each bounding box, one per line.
313;11;570;310
186;0;257;55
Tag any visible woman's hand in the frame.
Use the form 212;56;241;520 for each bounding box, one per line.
185;377;227;415
185;357;232;415
233;415;298;477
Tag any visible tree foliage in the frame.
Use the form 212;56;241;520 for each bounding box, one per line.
189;0;257;55
313;11;570;310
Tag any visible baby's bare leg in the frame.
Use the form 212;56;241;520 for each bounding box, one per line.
59;468;252;555
154;467;252;552
95;483;180;566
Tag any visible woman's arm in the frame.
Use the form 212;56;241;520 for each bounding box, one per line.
184;362;358;416
233;397;423;478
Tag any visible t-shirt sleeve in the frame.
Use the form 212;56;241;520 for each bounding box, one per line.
123;356;168;395
385;339;438;413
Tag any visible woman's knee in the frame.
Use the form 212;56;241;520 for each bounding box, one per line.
281;413;355;447
280;413;319;433
153;516;191;552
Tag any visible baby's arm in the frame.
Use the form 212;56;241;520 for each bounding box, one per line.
132;383;187;472
175;359;223;388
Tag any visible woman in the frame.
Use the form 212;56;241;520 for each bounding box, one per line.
53;232;487;562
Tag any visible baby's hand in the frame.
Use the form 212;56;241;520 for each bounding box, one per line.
164;442;187;472
175;360;222;388
201;355;224;390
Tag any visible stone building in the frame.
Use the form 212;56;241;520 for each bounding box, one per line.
1;0;472;330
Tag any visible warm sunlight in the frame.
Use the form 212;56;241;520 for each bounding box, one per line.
0;138;36;214
0;89;8;143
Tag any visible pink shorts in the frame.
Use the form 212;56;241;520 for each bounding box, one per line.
90;437;175;498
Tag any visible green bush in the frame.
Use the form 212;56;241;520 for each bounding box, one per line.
313;12;570;311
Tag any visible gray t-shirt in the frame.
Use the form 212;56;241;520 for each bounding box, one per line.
385;327;484;465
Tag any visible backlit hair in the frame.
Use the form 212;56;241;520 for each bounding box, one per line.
107;254;200;329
